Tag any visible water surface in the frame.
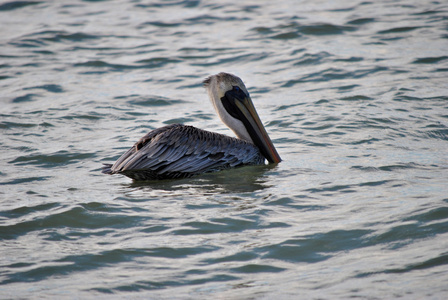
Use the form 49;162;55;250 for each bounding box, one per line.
1;0;447;299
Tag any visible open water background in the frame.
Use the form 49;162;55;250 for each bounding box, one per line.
1;0;448;299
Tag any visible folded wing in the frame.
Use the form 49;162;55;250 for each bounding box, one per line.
102;124;264;180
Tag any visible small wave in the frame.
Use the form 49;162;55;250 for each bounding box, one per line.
256;229;372;263
12;93;39;103
0;202;59;219
10;30;101;49
418;129;448;141
74;57;180;72
136;0;200;9
0;1;41;11
377;26;422;34
0;176;51;186
292;52;332;66
0;121;38;129
230;264;285;274
378;163;425;172
346;17;376;25
299;23;356;35
281;66;388;87
171;217;288;236
339;95;373;101
191;52;269;67
412;56;448;64
252;22;356;40
41;32;98;43
116;94;187;107
363;206;448;253
9;151;96;168
23;84;64;93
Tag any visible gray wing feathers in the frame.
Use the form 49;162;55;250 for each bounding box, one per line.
106;124;264;179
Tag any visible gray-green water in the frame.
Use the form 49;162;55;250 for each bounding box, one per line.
1;0;447;299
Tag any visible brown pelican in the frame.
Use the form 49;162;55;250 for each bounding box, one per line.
102;72;281;180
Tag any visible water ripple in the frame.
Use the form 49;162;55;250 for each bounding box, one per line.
1;0;447;298
0;1;41;11
281;66;389;87
10;151;96;168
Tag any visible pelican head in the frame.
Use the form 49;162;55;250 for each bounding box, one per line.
203;72;281;163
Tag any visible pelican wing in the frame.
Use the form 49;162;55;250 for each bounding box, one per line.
102;124;264;180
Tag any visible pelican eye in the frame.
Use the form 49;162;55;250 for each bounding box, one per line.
233;86;240;92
